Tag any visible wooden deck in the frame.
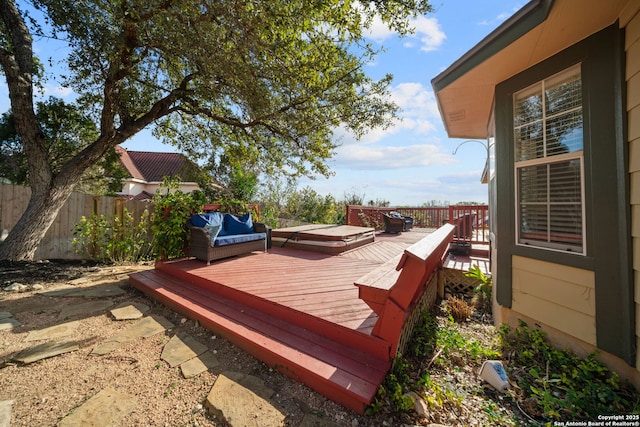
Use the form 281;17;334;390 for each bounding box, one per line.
129;228;485;413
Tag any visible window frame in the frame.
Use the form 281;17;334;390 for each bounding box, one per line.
515;153;586;253
512;65;586;255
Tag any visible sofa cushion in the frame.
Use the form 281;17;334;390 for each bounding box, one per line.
190;212;224;228
221;212;253;235
214;232;267;247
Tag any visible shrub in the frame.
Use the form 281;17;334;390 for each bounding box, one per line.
464;264;492;311
73;208;153;263
151;178;206;260
500;321;639;421
446;296;473;322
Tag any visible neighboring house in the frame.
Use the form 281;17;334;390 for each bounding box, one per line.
115;145;204;200
432;0;640;387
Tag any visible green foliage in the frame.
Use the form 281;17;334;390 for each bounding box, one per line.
0;97;104;187
285;186;339;224
370;355;415;414
212;199;253;216
72;208;153;263
257;176;297;228
227;167;259;203
464;264;492;311
25;0;431;180
370;310;502;418
151;177;206;260
500;321;640;421
1;0;433;260
435;315;501;361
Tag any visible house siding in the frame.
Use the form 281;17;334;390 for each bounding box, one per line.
492;20;637;376
626;8;640;371
510;256;596;345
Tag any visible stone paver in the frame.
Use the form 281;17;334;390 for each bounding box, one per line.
180;350;220;378
161;332;209;368
24;320;80;342
223;371;275;400
2;300;65;314
109;301;149;320
39;284;125;298
58;299;114;319
58;388;137;427
0;400;13;427
14;340;79;364
205;372;284;427
91;314;174;355
0;317;21;331
37;285;81;297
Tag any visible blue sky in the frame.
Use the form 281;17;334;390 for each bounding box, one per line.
0;1;524;206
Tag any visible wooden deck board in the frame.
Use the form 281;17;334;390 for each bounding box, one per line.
159;250;381;333
130;269;389;412
129;228;483;413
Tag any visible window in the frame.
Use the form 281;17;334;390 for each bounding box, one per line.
514;65;585;254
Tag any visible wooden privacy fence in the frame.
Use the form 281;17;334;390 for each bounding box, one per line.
0;184;153;260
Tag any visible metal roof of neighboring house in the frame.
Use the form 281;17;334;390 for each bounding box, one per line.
116;145;199;183
431;0;636;139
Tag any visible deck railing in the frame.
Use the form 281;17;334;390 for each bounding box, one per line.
345;204;489;245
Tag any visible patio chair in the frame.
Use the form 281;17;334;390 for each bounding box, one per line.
453;213;475;239
383;213;405;233
389;211;414;231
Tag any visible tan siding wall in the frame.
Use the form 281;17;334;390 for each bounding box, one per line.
494;0;640;387
626;7;640;372
510;256;596;345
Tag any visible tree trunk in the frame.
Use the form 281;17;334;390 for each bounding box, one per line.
0;183;75;261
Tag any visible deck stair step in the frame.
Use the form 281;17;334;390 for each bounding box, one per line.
129;268;390;414
154;260;391;361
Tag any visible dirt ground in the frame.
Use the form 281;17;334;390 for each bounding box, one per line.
0;260;516;426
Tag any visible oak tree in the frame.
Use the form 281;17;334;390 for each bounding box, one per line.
0;0;431;260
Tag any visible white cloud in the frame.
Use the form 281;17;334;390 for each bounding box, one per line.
366;16;396;41
39;84;74;99
365;15;445;52
335;143;453;170
336;81;441;146
412;16;446;52
392;82;440;119
479;5;523;26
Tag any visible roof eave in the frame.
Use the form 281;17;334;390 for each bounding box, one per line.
432;0;553;93
431;0;554;138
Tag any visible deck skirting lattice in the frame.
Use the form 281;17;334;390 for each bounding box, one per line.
396;271;439;356
443;268;481;294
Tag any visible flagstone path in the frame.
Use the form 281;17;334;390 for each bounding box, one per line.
0;268;344;427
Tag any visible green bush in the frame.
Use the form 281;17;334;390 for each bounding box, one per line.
500;321;639;421
73;208;153;263
151;178;206;260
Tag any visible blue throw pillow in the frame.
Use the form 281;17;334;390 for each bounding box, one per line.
190;213;224;228
222;212;253;235
203;224;222;246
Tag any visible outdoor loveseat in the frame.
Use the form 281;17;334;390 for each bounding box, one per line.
187;212;271;265
382;212;414;233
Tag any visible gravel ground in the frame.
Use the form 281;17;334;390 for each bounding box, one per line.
0;260;527;426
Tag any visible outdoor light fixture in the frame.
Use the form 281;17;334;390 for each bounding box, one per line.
452;139;488;156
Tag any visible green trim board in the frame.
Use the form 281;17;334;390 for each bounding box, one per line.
494;24;634;364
